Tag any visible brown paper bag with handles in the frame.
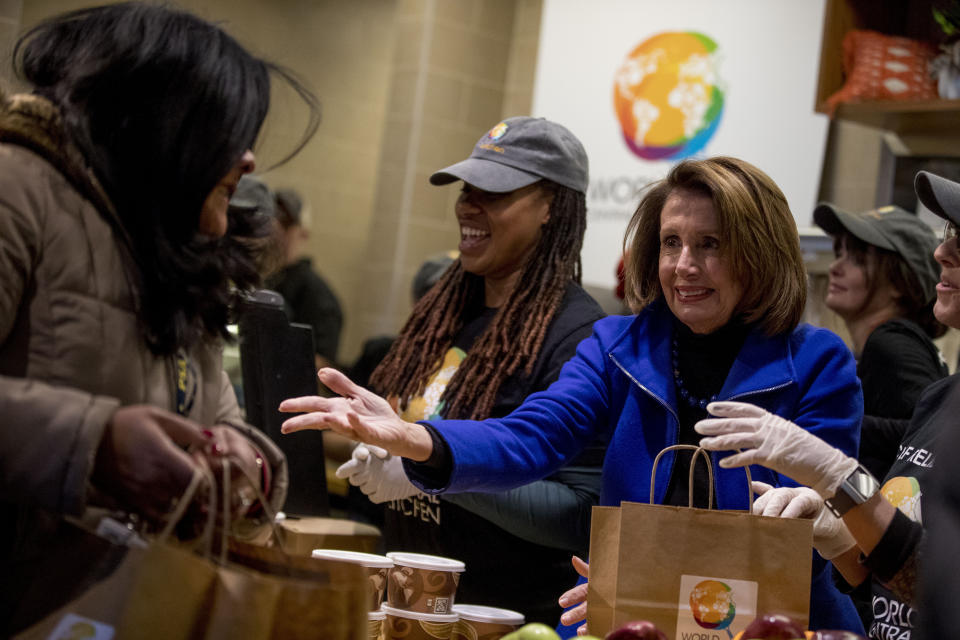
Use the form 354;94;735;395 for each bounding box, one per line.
199;458;368;640
587;445;812;639
201;537;368;640
14;470;220;640
17;460;369;640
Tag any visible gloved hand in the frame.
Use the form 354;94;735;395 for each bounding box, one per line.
751;481;857;560
695;401;859;500
335;444;421;503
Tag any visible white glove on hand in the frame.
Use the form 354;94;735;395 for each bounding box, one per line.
695;401;859;500
751;481;857;560
335;444;421;503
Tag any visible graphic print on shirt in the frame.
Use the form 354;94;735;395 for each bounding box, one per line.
386;346;467;524
870;469;927;639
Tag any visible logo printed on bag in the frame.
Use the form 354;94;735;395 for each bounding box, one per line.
676;575;757;639
47;613;115;640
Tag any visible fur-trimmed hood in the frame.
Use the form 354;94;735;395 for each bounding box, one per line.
0;91;116;221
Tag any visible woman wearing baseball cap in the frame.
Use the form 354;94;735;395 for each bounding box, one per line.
332;116;607;623
813;203;947;482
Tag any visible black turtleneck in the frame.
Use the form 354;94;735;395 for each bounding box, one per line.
663;319;750;508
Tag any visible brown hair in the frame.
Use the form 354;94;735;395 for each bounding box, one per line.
834;233;947;339
369;181;586;420
623;156;806;336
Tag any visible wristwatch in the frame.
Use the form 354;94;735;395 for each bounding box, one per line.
824;463;880;517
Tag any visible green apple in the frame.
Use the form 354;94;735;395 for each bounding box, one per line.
502;622;562;640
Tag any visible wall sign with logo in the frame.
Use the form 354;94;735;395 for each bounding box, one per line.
532;0;829;288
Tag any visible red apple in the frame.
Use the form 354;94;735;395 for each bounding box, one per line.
605;620;667;640
740;613;806;639
809;632;866;640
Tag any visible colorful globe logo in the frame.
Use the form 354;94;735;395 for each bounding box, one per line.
486;121;508;141
882;476;923;523
613;31;724;160
690;579;736;633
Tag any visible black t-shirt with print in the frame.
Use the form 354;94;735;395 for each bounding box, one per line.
866;375;955;640
382;283;606;624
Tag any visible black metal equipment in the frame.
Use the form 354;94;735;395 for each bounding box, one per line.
238;289;329;516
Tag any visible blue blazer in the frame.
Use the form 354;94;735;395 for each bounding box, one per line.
413;300;864;632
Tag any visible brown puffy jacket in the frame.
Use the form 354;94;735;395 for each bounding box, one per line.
0;93;288;630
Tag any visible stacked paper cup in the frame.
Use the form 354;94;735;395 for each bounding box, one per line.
311;549;394;639
380;552;466;640
451;604;525;639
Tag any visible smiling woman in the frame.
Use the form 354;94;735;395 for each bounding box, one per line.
287;116;608;625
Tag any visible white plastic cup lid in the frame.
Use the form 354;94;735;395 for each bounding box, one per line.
381;604;459;623
312;549;394;568
451;604;525;625
368;610;386;621
385;551;465;572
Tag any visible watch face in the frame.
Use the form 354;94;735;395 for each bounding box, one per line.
847;466;880;502
826;465;879;517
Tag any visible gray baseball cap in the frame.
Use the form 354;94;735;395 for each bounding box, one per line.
814;202;940;302
915;170;960;227
229;174;274;218
430;116;589;194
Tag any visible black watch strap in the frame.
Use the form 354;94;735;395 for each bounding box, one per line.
825;463;880;518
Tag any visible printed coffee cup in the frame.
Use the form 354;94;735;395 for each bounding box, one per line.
312;549;393;610
381;604;458;640
451;604;524;640
368;609;386;640
385;551;465;614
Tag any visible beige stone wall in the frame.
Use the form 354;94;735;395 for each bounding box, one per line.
0;0;21;87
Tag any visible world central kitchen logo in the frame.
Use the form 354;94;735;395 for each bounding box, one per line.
613;31;724;161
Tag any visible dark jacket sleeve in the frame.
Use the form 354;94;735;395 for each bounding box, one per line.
299;270;343;363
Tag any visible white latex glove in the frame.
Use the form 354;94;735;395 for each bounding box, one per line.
335;444;421;503
695;401;859;500
751;481;857;560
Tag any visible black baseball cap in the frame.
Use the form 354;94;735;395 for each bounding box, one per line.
915;170;960;227
814;202;940;303
429;116;589;194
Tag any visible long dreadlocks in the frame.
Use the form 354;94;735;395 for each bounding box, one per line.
369;181;587;420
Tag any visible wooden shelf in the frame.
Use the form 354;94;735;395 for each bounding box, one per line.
818;99;960;134
815;0;960;135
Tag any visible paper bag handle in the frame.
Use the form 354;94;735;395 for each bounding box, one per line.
649;445;755;509
650;445;714;508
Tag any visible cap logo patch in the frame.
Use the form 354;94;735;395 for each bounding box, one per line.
863;208;885;220
486;122;508;141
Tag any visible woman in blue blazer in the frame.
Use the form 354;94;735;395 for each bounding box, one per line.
281;156;864;634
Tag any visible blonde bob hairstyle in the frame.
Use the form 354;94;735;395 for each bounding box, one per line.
623;156;806;336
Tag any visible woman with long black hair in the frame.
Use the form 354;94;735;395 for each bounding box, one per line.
0;3;318;632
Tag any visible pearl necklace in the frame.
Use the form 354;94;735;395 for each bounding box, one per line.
672;334;718;410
